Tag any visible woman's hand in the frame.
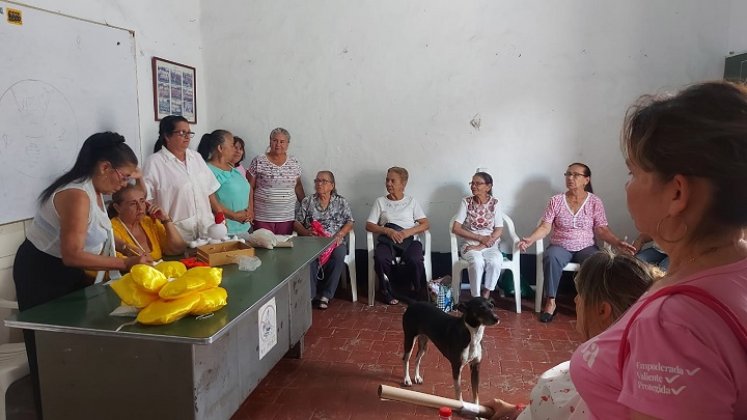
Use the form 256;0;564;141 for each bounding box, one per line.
616;239;637;255
124;253;153;271
518;237;533;252
387;227;407;244
485;398;521;420
146;203;171;223
334;232;345;245
244;208;254;224
480;235;497;247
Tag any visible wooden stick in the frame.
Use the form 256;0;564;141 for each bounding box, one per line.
378;384;495;418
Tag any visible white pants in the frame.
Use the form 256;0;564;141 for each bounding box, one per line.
462;245;503;297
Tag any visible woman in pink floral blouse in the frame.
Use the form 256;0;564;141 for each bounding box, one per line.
518;163;635;322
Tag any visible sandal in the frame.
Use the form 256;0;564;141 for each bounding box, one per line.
318;297;329;310
381;292;399;305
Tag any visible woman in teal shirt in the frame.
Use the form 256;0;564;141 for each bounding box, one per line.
198;130;253;236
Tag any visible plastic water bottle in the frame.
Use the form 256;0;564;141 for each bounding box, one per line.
438;406;452;420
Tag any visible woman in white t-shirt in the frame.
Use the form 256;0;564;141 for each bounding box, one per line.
247;127;305;235
366;167;430;305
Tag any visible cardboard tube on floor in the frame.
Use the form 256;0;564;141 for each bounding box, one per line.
378;384;494;418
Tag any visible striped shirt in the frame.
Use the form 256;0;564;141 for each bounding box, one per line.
541;193;608;252
248;154;302;222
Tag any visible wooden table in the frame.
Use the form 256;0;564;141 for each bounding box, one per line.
6;237;331;420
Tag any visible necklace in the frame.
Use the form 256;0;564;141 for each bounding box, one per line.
120;220;150;256
315;196;331;214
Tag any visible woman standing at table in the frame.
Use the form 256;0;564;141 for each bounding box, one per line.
13;132;151;418
198;129;253;236
247;127;305;235
142;115;220;241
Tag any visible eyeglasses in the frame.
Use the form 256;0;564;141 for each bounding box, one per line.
469;181;486;186
313;179;332;184
171;130;195;139
564;172;587;178
114;168;132;183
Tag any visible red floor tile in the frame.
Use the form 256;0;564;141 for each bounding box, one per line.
231;292;583;419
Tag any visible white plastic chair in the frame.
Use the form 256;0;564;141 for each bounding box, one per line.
450;213;522;313
338;230;358;302
366;230;432;306
534;237;580;313
0;297;29;420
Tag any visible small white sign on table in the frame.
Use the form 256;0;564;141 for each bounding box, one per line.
258;297;277;360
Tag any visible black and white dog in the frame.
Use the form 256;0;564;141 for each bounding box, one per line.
402;297;499;403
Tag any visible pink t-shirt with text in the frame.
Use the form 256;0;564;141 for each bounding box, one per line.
570;258;747;419
541;193;608;251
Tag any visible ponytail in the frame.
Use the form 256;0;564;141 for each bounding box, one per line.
40;132;138;203
197;130;232;161
154;115;189;153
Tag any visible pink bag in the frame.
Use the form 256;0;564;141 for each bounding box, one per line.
310;220;337;266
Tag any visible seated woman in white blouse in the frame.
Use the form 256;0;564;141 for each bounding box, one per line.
452;172;504;299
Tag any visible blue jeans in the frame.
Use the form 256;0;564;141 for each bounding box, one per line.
636;247;669;270
543;245;599;298
310;245;348;300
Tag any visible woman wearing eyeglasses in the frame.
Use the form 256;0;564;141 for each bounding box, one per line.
518;163;635;322
142;115;220;241
451;172;504;299
294;171;354;309
247;127;305;235
13;132;152;416
109;184;187;260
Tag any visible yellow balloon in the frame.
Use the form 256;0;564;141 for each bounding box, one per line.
158;267;222;300
155;261;187;278
191;287;228;316
130;264;168;293
136;294;201;325
109;274;159;308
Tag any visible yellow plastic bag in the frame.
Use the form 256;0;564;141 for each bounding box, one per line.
155;261;187;279
190;287;228;315
129;264;168;293
109;274;159;308
136;294;201;325
158;267;222;300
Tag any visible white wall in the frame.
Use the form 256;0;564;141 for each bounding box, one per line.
729;0;747;54
200;0;731;251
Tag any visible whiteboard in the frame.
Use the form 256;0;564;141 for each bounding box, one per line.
0;2;141;224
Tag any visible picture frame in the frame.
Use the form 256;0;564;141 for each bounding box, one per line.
152;57;197;123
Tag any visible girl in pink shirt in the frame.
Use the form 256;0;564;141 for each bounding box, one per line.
570;81;747;419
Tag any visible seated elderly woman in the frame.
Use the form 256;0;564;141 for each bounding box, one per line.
294;171;354;310
366;167;430;305
110;184;187;260
518;163;635;322
452;171;504;299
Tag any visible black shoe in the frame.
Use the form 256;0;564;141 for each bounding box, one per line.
539;309;557;323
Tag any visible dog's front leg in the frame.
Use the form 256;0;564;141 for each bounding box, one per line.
470;361;480;404
403;350;413;386
452;363;463;402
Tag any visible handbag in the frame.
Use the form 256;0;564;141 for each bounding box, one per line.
377;223;414;255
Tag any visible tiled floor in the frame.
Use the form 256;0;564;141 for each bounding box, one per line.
7;288;582;420
232;289;583;420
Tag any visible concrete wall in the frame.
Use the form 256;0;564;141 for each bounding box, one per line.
200;0;731;250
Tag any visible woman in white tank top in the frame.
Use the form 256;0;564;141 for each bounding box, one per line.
13;132;150;418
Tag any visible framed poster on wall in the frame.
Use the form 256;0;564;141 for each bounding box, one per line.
152;57;196;123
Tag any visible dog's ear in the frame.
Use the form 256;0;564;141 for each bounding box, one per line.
455;302;467;313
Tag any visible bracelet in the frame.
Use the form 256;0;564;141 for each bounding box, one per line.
162;218;172;224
